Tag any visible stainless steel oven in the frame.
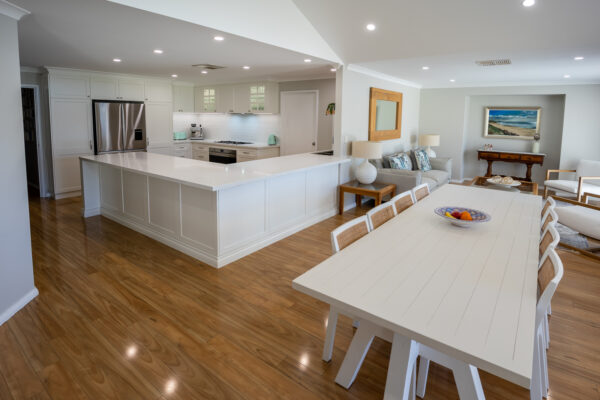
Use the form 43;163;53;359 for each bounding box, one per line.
209;147;237;164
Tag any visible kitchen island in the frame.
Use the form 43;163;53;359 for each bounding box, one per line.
80;152;350;267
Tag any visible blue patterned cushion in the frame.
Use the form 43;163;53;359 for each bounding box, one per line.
413;148;432;172
387;153;412;170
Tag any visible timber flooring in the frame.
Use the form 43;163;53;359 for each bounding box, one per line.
0;196;599;399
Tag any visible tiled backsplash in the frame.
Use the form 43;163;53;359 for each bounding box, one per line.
173;113;279;143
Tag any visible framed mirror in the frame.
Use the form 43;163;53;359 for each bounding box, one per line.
368;87;403;141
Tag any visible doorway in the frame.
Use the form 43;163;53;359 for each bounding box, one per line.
21;86;42;197
280;90;318;155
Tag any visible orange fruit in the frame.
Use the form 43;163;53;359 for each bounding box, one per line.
460;211;473;221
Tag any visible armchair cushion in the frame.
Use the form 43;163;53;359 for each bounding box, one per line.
576;160;600;186
544;180;600;196
555;205;600;240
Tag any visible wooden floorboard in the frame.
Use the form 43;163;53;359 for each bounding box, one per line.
0;196;598;399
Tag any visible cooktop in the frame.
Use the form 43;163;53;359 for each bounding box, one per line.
215;140;253;145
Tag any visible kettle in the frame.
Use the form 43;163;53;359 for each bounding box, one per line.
268;134;278;145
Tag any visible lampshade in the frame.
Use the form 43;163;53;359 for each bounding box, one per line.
419;134;440;147
352;141;382;159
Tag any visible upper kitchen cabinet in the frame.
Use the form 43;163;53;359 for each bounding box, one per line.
172;84;195;112
216;85;234;113
49;72;90;99
145;80;173;103
90;76;145;101
194;86;218;113
233;82;279;114
146;102;173;148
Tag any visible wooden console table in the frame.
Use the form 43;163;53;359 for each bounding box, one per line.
477;149;545;182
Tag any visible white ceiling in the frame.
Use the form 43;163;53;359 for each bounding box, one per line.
13;0;337;84
292;0;600;87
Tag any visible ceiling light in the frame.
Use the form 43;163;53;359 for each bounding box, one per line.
366;23;376;31
214;36;224;41
153;49;163;54
450;79;456;82
522;0;535;7
242;66;250;70
563;74;571;78
171;74;178;78
574;56;584;61
422;66;430;70
304;58;312;63
113;58;121;63
330;68;337;72
201;70;208;74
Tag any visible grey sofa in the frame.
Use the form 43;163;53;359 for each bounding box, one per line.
371;156;452;194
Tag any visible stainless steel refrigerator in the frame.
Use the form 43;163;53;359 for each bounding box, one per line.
92;100;146;154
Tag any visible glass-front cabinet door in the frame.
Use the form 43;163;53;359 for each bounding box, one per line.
249;84;266;112
202;88;217;112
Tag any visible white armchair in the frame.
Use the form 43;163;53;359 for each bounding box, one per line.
544;159;600;201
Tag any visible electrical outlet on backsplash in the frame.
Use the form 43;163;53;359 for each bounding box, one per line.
172;112;279;142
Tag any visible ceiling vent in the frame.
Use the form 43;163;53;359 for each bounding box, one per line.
192;64;225;70
475;59;512;67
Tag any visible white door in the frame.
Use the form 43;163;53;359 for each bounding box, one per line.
280;91;318;155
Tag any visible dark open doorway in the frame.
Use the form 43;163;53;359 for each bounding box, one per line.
21;87;40;197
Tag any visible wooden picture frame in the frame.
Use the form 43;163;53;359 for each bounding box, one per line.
368;87;403;141
483;106;541;140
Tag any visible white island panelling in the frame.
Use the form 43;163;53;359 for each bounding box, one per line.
80;152;349;267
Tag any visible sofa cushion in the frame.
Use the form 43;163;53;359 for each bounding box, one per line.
412;148;432;172
421;177;438;190
422;169;450;186
370;159;384;169
388;153;412;170
555;205;600;240
383;152;412;170
544;180;600;196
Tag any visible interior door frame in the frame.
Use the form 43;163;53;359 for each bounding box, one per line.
21;84;48;197
279;90;319;155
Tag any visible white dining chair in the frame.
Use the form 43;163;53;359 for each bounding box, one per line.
539;225;560;349
541;197;556;220
412;183;430;202
541;208;558;233
366;201;397;230
323;216;371;362
391;190;415;215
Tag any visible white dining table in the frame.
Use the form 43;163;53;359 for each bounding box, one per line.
293;184;542;399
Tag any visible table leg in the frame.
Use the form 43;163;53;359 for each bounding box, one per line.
355;194;362;209
323;306;339;362
525;163;533;182
375;193;382;206
384;332;420;400
335;320;378;388
485;160;493;177
339;188;345;215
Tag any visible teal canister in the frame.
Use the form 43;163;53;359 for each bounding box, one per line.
268;134;278;145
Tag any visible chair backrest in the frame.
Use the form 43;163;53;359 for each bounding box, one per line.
539;225;560;259
536;249;564;330
412;183;430;202
576;160;600;187
541;197;556;219
391;190;415;214
366;202;397;230
331;216;371;253
541;208;558;232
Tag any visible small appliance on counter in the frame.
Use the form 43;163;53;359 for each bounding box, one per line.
268;134;278;145
173;131;187;140
190;124;204;140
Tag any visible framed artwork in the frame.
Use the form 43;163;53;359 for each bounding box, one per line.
368;87;403;141
484;107;541;140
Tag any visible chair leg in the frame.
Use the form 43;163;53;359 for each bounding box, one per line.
543;187;548;199
416;356;430;398
383;332;420;400
543;314;550;350
323;306;339;362
531;329;543;400
540;334;549;398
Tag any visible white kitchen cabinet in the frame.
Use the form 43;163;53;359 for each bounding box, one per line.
145;80;173;102
263;82;280;114
194;86;218;113
217;85;235;113
91;76;145;101
173;85;195;113
229;82;279;114
49;73;90;99
172;142;191;158
50;97;93;155
145;102;173;147
118;78;145;101
54;155;85;197
233;83;251;114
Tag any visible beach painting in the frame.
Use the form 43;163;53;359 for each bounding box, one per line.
484;107;541;140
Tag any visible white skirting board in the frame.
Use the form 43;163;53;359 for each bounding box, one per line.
0;287;39;326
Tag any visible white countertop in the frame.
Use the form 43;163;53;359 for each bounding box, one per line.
173;139;280;149
81;152;349;191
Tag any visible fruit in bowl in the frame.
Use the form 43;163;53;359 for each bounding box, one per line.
436;207;491;227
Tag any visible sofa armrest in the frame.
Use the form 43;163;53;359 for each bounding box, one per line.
430;157;452;175
376;169;421;193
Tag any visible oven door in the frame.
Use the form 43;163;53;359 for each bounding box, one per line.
209;147;237;164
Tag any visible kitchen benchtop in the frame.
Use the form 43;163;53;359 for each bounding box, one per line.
172;139;280;150
81;152;349;191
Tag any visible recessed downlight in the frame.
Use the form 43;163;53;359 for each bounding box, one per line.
153;49;163;54
304;58;312;63
330;68;337;72
171;74;178;78
214;35;224;41
522;0;535;7
422;66;430;70
574;56;584;61
201;70;208;74
563;74;571;78
450;79;456;82
366;23;376;31
113;58;121;63
242;66;250;70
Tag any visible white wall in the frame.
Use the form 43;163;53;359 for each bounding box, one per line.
0;12;38;326
279;78;336;150
463;95;565;183
173;113;279;143
420;84;600;181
